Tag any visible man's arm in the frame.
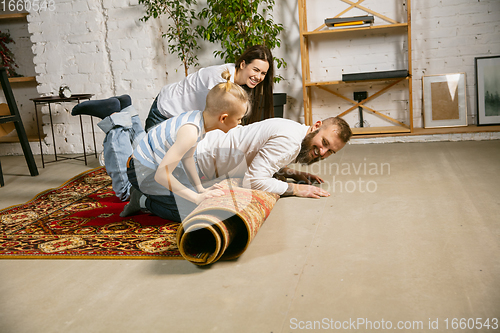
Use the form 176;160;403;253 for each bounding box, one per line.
243;137;330;198
281;182;330;198
155;125;223;204
275;166;325;184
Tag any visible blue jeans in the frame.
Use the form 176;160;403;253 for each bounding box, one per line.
99;106;198;221
126;157;197;222
98;106;145;201
145;96;168;132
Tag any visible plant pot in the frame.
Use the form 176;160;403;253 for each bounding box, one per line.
273;93;287;118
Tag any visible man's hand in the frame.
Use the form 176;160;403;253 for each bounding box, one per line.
277;167;325;185
291;171;324;185
290;183;330;199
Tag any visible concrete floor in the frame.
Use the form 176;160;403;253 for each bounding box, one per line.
0;140;499;333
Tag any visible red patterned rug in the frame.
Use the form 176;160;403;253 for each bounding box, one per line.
0;167;182;259
0;167;279;263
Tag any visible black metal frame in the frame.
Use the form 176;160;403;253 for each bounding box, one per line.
0;67;39;186
31;94;97;167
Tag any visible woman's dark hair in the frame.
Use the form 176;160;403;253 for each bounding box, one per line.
235;45;274;123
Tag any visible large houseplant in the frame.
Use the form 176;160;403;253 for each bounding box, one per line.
197;0;287;119
139;0;287;118
197;0;286;80
139;0;200;77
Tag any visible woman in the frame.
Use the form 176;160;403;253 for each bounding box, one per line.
145;44;274;131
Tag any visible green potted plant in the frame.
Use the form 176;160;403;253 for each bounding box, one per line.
197;0;287;117
139;0;200;77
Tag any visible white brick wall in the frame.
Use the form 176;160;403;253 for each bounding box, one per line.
2;0;498;156
412;0;500;127
11;0;167;155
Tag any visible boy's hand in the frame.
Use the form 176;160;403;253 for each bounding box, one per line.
196;189;225;205
197;182;223;194
207;183;224;191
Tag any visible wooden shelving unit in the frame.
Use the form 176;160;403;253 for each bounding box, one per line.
0;135;41;143
298;0;413;135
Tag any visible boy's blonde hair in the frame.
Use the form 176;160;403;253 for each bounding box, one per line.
205;70;250;117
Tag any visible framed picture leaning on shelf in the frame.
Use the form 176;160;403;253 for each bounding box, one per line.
475;55;500;126
422;73;467;128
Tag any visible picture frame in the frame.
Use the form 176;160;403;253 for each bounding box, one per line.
422;73;467;128
475;55;500;125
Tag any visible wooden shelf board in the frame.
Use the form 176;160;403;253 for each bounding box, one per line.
306;76;409;87
8;76;36;83
352;126;410;135
302;23;408;36
0;136;41;143
352;125;500;139
0;13;29;20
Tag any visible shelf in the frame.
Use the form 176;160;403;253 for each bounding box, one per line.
0;135;41;143
8;76;36;83
306;76;409;87
352;125;410;135
353;125;500;138
0;13;29;20
303;23;408;36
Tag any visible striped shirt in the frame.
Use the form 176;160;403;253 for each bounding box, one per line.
134;110;206;170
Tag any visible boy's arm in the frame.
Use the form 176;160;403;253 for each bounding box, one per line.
183;150;205;193
154;125;221;205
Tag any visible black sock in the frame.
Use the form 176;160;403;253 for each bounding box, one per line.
71;97;120;119
120;186;143;217
115;94;132;110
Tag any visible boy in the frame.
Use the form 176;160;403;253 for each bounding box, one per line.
122;71;249;221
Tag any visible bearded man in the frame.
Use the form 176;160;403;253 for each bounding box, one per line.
127;116;352;220
195;116;352;198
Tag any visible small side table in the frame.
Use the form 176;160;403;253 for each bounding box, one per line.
31;94;97;168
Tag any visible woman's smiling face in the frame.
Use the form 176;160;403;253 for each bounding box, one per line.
236;59;269;88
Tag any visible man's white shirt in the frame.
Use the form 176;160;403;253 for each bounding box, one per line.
196;118;309;195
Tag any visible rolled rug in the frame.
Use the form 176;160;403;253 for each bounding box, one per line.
176;179;279;265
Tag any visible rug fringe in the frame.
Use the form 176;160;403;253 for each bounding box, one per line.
1;255;184;260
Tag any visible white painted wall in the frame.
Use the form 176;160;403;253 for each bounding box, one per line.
1;0;499;155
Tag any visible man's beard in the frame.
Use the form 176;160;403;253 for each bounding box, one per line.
296;129;320;165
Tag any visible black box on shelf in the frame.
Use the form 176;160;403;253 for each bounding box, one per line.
325;15;374;27
342;70;409;82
